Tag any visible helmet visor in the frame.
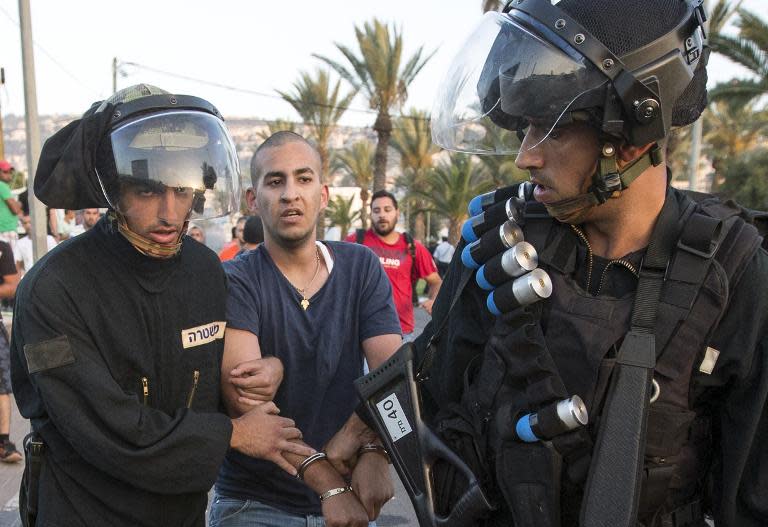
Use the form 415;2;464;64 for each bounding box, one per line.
431;11;608;155
102;110;241;221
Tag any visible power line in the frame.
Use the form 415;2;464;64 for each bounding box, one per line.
0;3;98;97
120;60;432;124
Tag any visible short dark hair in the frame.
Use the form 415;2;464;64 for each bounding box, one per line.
250;131;322;186
243;216;264;245
370;190;398;210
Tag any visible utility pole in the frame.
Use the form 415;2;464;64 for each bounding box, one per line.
112;57;118;93
0;68;5;160
19;0;47;262
688;118;703;192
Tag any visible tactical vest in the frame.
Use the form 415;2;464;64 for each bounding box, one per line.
424;186;766;527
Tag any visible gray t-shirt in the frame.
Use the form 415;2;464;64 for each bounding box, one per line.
216;241;401;515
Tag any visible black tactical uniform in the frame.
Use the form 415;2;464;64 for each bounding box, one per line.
10;217;232;527
416;184;768;526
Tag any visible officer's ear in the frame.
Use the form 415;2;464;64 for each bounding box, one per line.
615;141;656;169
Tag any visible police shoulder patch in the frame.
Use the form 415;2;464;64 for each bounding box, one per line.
24;335;76;374
181;321;226;349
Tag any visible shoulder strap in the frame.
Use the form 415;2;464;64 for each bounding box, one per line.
583;190;685;527
355;228;365;245
404;232;416;258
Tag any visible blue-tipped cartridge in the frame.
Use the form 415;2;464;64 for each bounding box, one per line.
461;240;482;269
485;268;553;314
476;242;538;291
514;396;588;443
462;197;525;243
468;186;521;216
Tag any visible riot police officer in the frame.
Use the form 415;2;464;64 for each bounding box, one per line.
415;1;768;526
10;85;313;527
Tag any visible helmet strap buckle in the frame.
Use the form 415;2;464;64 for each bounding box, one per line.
589;144;622;204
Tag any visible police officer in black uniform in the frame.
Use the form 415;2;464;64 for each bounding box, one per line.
10;84;314;527
414;0;768;526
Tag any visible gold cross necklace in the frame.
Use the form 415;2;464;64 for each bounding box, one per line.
295;247;322;311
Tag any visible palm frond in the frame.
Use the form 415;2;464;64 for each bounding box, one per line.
737;9;768;54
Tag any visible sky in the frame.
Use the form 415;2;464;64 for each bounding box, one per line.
0;0;763;128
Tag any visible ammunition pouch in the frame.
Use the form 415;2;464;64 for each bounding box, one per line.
20;432;44;527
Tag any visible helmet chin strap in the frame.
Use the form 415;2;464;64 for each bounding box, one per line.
110;211;189;259
543;142;664;224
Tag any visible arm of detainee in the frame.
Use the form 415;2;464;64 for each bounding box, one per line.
351;334;401;521
15;277;311;492
221;327;284;416
324;333;402;476
321;334;400;521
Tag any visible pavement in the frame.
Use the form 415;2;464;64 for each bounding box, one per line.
0;309;431;526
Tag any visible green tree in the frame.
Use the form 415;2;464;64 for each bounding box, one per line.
415;154;495;244
326;194;361;240
474;123;529;186
709;5;768;106
702;100;768;190
333;141;375;229
276;68;356;178
10;168;26;190
315;19;434;192
719;148;768;209
390;109;439;241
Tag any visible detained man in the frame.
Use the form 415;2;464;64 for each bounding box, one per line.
211;132;402;527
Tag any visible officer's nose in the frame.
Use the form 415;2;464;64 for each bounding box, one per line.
515;132;545;171
157;188;187;224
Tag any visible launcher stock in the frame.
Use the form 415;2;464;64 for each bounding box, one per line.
354;344;493;527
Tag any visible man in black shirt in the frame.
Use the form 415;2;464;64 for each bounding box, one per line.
10;84;313;527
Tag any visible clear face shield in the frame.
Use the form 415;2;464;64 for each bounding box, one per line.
98;110;241;226
431;11;609;155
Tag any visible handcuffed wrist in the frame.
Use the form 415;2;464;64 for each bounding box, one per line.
358;443;391;463
296;452;327;481
319;486;353;502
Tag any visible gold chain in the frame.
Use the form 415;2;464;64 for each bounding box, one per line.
296;247;322;310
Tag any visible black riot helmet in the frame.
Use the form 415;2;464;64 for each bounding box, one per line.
431;0;709;155
35;84;241;257
36;84;240;221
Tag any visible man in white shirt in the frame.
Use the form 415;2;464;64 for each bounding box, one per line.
15;215;57;274
432;236;455;277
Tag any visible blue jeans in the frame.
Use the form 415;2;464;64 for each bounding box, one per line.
208;492;377;527
208;492;325;527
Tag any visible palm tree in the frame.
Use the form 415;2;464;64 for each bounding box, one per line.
276;68;356;178
390;109;439;241
256;119;296;142
474;122;529;186
326;195;361;240
333;141;375;230
709;5;767;106
315;19;434;192
702;100;768;190
414;154;495;244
